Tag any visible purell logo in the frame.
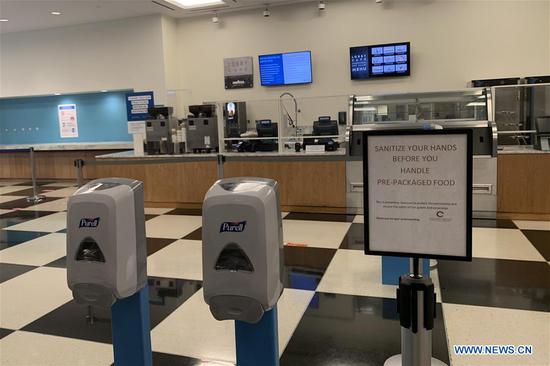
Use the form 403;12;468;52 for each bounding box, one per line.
79;217;100;228
220;221;247;233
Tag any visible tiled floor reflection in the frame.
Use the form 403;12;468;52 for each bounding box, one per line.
280;293;449;366
0;210;57;230
22;277;202;344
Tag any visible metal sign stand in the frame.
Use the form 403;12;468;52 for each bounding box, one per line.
384;258;447;366
234;306;279;366
26;148;46;204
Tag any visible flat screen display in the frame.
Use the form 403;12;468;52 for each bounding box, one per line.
350;42;410;80
259;51;313;86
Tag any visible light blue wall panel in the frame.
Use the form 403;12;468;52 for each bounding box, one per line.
0;91;133;145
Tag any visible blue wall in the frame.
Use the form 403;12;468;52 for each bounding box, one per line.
0;91;133;145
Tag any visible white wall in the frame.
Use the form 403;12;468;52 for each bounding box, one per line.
175;0;550;104
0;15;168;102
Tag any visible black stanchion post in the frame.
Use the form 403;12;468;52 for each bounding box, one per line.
74;159;85;187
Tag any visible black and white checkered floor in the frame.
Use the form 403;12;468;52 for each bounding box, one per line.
0;180;549;366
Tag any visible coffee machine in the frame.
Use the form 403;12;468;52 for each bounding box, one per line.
224;102;247;138
145;107;178;155
186;104;219;153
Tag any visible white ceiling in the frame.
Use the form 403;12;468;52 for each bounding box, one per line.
0;0;317;34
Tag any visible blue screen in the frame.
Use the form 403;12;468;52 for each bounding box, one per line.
259;51;312;86
351;42;410;80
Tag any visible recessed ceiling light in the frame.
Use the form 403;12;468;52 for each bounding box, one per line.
165;0;225;9
101;90;108;92
0;18;8;22
51;11;62;15
54;93;61;96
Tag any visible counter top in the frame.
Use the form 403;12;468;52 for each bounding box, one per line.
0;142;133;152
95;148;347;161
498;146;550;155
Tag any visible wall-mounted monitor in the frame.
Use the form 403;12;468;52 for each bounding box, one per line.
350;42;410;80
259;51;313;86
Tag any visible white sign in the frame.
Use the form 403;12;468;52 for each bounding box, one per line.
128;121;146;135
58;104;79;138
365;131;471;259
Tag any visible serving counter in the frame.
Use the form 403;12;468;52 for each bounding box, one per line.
87;149;348;212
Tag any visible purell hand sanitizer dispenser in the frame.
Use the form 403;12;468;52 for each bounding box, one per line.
202;177;284;324
66;178;147;307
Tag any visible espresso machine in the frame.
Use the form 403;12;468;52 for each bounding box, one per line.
224;102;247;138
145;106;178;155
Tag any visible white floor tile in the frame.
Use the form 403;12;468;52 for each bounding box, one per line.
144;207;174;215
444;303;549;366
2;212;66;233
0;186;32;195
513;220;550;231
281;211;289;219
0;267;73;329
283;220;351;249
353;215;364;224
148;240;202;280
0;196;22;204
146;215;202;239
473;228;545;261
21;197;68;212
0;331;113;366
42;187;78;198
152;288;314;362
0;233;66;266
0;209;12;216
42;182;77;188
317;250;396;299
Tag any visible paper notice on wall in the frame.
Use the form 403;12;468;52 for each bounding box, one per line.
58;104;79;138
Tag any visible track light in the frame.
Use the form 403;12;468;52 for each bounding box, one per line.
318;1;326;11
212;12;219;23
375;0;383;3
263;7;271;17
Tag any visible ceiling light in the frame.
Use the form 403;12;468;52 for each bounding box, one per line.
166;0;225;9
212;12;219;23
263;7;271;17
54;93;61;96
0;18;8;22
101;90;108;92
318;1;326;11
51;11;62;15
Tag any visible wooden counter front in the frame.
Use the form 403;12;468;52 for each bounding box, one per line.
224;160;346;211
498;153;550;219
87;161;219;206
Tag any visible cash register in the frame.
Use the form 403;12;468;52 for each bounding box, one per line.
236;120;279;153
303;116;340;152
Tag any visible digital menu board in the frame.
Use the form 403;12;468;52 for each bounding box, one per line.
350;42;410;80
259;51;313;86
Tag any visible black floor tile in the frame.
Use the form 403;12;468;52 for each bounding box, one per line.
145;214;158;221
280;293;448;366
0;263;37;283
22;278;202;344
0;197;62;210
0;210;56;229
0;328;15;340
57;228;67;233
166;208;203;216
9;187;63;197
284;246;336;291
472;218;517;229
45;256;67;268
0;230;50;250
147;238;178;256
284;212;355;223
151;352;207;366
438;257;550;312
182;227;202;241
339;223;364;250
521;230;550;261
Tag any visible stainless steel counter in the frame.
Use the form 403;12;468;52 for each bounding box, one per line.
0;142;133;151
498;146;550;154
